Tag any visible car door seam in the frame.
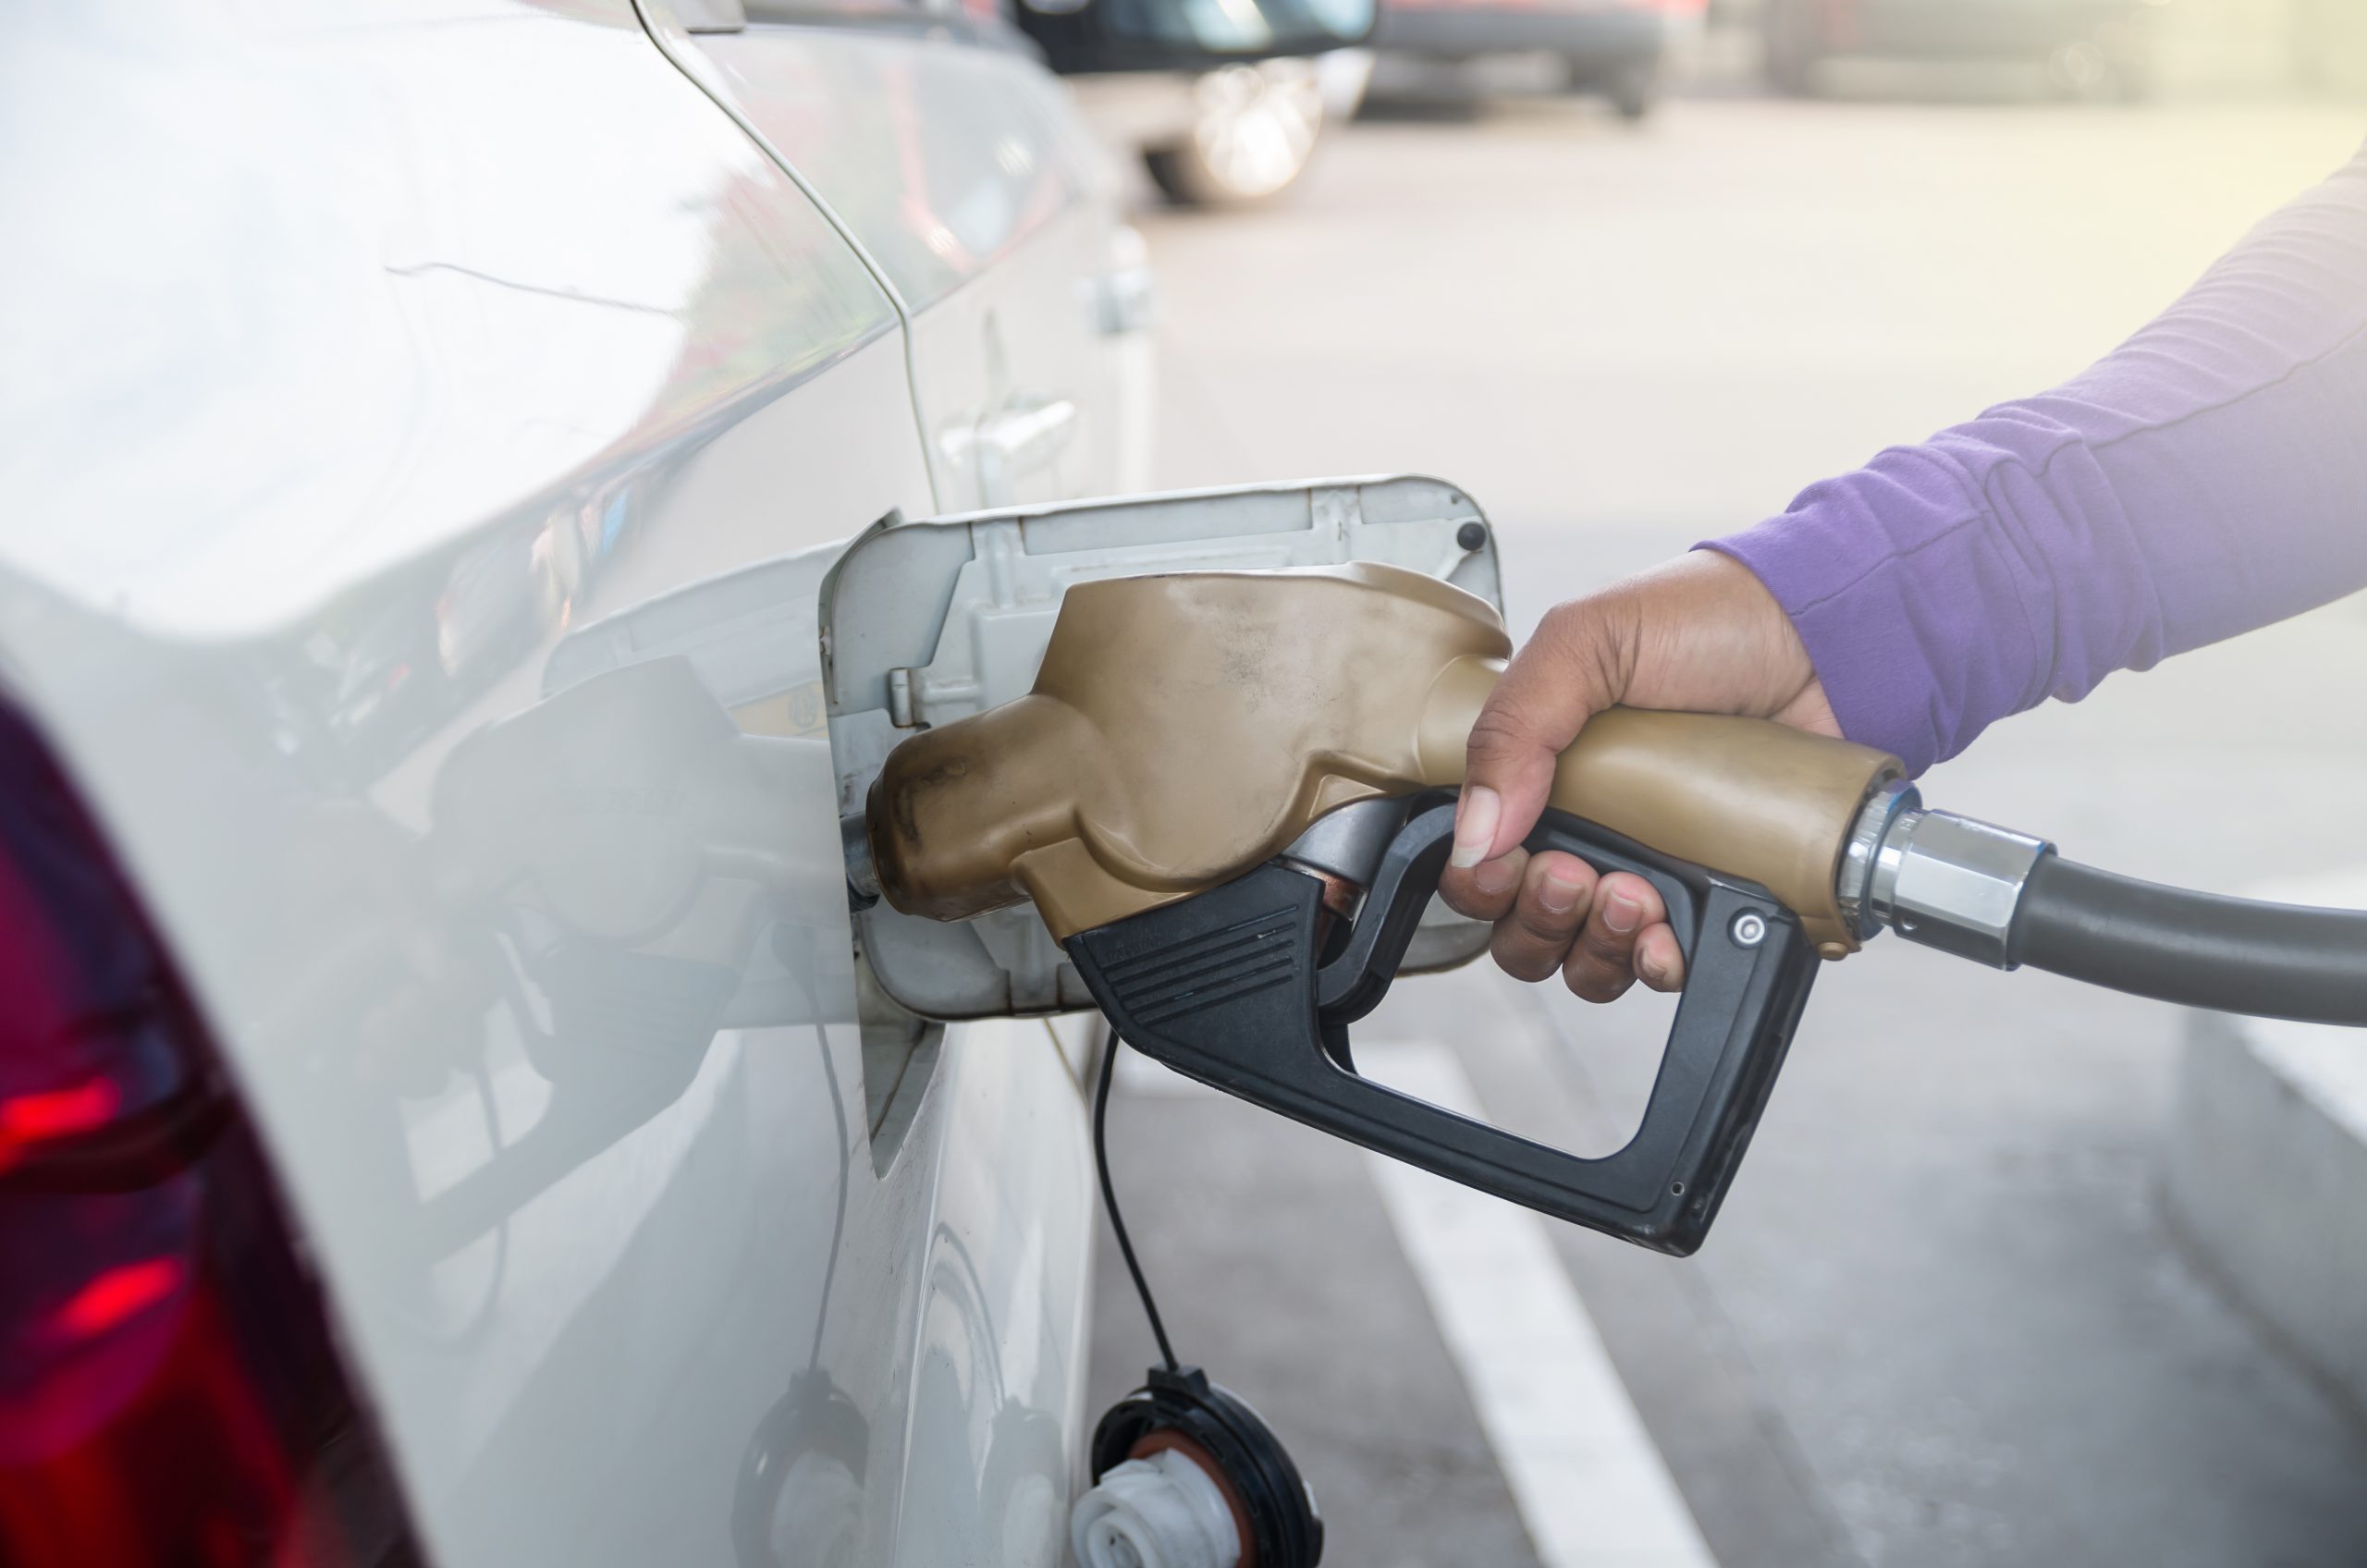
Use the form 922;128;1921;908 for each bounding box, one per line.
629;0;950;513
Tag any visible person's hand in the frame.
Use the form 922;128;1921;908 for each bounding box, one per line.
1437;551;1838;1000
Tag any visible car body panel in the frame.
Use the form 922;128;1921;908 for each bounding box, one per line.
1372;0;1697;64
0;2;1099;1563
1375;6;1666;63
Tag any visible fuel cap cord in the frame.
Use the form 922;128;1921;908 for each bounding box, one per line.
1095;1023;1180;1374
1081;1024;1328;1567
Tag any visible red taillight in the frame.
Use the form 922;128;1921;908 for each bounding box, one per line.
0;700;423;1567
52;1258;183;1341
0;1079;120;1171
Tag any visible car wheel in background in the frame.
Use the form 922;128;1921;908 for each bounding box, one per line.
1144;58;1328;207
1590;57;1660;120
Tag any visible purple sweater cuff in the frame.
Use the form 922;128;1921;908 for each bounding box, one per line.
1699;483;2042;779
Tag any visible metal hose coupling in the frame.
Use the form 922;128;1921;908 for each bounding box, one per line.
1835;780;2054;968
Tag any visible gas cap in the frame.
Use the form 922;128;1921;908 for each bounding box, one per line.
1070;1447;1243;1568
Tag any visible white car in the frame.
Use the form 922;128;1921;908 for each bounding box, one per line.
0;0;1386;1565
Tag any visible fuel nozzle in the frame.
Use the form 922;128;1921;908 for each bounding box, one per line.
836;556;2367;1264
848;561;1907;952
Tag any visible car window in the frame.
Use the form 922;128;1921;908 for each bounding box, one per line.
694;23;1091;312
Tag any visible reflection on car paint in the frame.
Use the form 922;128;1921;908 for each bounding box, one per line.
698;19;1093;313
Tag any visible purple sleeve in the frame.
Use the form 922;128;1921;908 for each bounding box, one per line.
1706;139;2367;777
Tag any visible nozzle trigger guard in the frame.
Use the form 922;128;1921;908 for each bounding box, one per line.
1064;796;1819;1256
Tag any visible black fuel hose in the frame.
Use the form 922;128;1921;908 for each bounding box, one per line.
2006;855;2367;1025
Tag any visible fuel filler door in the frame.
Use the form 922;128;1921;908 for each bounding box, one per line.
819;476;1503;1020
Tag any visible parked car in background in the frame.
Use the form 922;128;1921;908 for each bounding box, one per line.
1761;0;2167;97
1368;0;1705;119
0;0;1361;1563
1063;49;1376;207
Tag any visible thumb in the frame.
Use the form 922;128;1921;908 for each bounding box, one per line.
1453;600;1630;868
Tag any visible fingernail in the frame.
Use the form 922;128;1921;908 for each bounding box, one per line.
1450;785;1500;870
1539;866;1584;914
1473;857;1516;896
1601;892;1641;934
1639;949;1669;986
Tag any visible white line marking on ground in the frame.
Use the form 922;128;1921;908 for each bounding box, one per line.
1357;1041;1719;1568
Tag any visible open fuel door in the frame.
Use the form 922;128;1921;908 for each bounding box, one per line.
819;475;1504;1021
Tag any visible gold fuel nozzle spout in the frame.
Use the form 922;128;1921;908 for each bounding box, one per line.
857;561;1903;953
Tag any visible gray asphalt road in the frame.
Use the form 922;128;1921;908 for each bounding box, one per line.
1087;88;2367;1567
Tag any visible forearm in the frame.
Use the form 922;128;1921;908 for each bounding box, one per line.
1708;138;2367;775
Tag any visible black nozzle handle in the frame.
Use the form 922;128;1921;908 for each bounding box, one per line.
1065;801;1822;1256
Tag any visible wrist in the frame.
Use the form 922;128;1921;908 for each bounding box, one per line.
1613;551;1830;733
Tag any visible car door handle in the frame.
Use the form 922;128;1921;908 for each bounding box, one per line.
975;393;1076;466
944;392;1078;507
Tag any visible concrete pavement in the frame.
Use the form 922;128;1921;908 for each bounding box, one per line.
1089;90;2367;1566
